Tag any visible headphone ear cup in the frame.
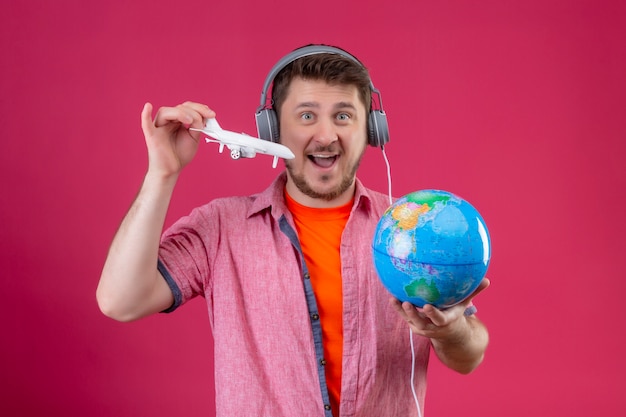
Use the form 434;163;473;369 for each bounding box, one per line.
255;109;280;143
368;110;390;147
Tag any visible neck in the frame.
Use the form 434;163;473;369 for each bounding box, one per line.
284;178;356;208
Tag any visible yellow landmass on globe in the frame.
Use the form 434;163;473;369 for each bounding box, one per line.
392;203;431;230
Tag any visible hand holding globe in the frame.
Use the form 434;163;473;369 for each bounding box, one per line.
390;278;490;332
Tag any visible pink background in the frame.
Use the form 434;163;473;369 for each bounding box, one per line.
2;0;625;415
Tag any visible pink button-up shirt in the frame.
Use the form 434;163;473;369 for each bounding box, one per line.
158;173;430;417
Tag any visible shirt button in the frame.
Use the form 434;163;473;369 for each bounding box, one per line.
304;272;310;279
320;358;327;366
324;404;331;411
311;313;319;320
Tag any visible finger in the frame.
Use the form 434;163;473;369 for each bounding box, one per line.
141;102;154;137
390;298;439;332
464;277;490;306
153;105;194;129
174;102;217;132
421;304;448;326
390;298;415;323
403;301;435;325
389;297;404;314
389;298;419;323
179;101;216;122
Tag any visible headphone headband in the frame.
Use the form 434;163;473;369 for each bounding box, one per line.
255;45;390;148
257;45;380;109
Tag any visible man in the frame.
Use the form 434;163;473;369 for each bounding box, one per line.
97;45;489;417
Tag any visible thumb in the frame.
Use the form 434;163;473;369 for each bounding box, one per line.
141;102;154;138
463;277;490;307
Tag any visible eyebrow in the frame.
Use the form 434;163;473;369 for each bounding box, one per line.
295;101;358;111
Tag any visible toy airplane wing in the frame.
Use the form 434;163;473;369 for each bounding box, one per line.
190;118;294;168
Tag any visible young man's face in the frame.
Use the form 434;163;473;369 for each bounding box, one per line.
278;77;369;208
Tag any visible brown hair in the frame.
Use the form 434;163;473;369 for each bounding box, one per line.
271;53;372;120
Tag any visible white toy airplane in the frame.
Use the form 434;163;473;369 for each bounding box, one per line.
189;118;294;168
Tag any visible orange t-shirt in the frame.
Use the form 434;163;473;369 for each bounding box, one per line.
286;191;352;416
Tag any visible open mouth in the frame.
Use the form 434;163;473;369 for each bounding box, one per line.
308;154;338;168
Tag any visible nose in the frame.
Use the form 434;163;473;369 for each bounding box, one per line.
313;118;338;146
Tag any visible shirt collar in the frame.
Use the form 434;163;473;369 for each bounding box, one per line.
248;172;377;220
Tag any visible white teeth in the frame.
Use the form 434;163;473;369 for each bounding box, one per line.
309;155;337;168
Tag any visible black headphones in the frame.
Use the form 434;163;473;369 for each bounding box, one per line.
255;45;390;148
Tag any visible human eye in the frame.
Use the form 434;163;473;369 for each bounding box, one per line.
336;112;351;122
300;112;314;121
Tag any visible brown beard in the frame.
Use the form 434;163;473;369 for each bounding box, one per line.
285;148;365;202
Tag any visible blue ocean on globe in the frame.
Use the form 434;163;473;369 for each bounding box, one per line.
372;190;491;308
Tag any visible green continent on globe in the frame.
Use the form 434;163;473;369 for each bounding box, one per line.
406;190;451;206
404;278;440;303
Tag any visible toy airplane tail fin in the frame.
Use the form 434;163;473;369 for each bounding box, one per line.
205;118;222;132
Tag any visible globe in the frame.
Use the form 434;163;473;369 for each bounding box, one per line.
372;190;491;308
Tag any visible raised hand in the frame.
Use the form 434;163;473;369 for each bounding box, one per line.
141;102;215;178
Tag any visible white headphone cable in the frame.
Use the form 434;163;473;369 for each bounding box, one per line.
381;146;393;206
381;146;423;417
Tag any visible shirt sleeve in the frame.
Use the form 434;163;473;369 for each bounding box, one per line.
157;259;183;313
463;303;478;316
157;206;214;312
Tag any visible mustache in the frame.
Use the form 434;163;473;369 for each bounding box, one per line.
308;144;341;154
